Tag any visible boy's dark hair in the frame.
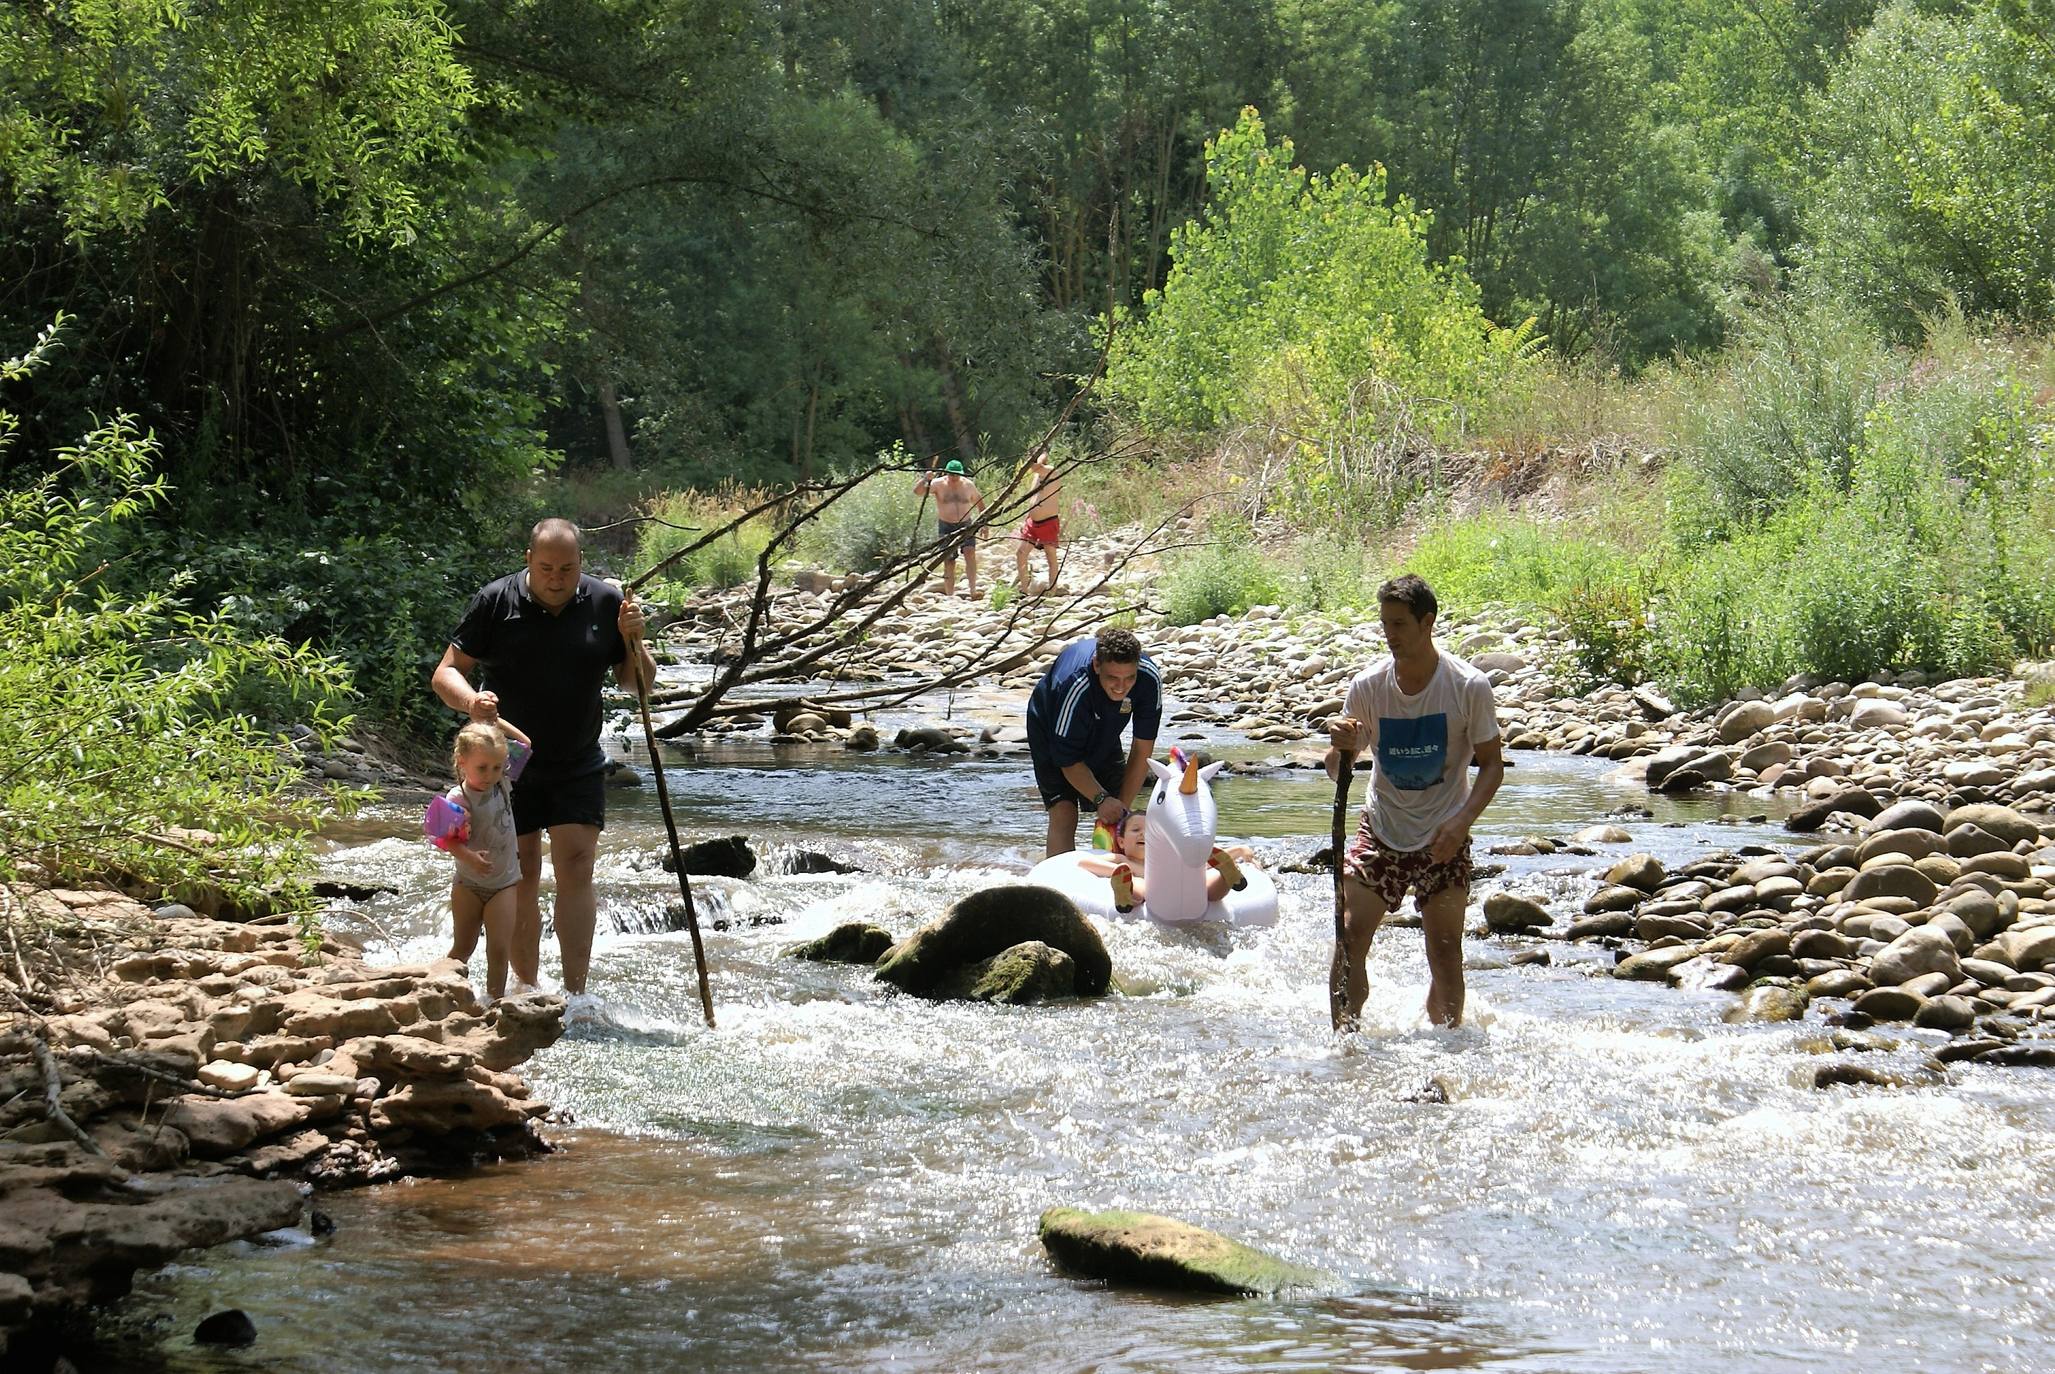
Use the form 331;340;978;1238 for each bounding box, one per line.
1095;626;1142;663
1377;573;1438;623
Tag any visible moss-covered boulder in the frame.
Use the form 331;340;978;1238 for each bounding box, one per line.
875;886;1109;998
782;922;894;964
1038;1207;1332;1297
933;941;1075;1004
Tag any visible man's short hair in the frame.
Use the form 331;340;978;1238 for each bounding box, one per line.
1095;627;1142;664
1377;573;1438;623
530;517;582;550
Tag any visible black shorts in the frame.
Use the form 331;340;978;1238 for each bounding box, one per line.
511;769;607;835
1028;734;1125;811
937;518;975;558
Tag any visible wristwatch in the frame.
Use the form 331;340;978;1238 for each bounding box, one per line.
1090;789;1111;808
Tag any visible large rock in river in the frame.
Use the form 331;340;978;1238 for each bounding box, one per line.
933;941;1077;1004
662;835;757;878
1038;1207;1332;1297
874;886;1110;998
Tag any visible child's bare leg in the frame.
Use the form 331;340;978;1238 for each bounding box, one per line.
1043;544;1059;586
481;887;518;999
1015;540;1031;587
448;883;484;965
1205;871;1231;902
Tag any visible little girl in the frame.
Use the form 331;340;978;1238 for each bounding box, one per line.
1076;810;1253;914
438;719;531;999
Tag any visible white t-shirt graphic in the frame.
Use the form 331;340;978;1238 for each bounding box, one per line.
1341;652;1501;852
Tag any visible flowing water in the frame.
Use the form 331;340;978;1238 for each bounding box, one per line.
102;722;2055;1373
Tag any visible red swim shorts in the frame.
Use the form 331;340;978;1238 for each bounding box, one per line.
1342;812;1473;909
1019;515;1060;548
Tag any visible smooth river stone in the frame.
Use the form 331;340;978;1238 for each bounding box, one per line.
1946;804;2042;848
1853;987;1926;1021
1584;885;1646;915
1724;983;1809;1023
1871;927;1962;986
1637;913;1711;942
1605;854;1666;892
1613;945;1703;981
1038;1208;1332;1298
1566;911;1636;940
1856;829;1949;866
1844;866;1938;907
1722;929;1793;969
1912;995;1979;1031
1865;799;1947;835
1808;969;1872;999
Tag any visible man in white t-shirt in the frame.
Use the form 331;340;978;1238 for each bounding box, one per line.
1325;573;1506;1028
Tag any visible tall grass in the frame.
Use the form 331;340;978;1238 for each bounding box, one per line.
634;489;774;597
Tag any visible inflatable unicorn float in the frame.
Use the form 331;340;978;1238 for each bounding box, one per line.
1027;747;1278;927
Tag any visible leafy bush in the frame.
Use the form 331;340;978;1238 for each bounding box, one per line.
795;460;926;572
635;489;775;597
134;522;504;745
1159;531;1283;625
1107;107;1537;442
1402;510;1637;613
1280;531;1372;614
1;327;359;917
1668;296;1897;541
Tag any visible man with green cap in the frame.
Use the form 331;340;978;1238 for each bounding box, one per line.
914;456;986;598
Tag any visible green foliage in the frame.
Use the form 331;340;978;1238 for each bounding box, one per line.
1648;339;2055;703
0;335;360;917
0;0;473;240
1108;108;1536;440
796;463;927;573
1278;532;1372;614
635;491;774;598
1667;296;1898;540
1403;510;1638;612
1804;0;2055;338
1159;529;1283;626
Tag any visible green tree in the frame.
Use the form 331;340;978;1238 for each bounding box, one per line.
1803;0;2055;337
0;323;358;914
1107;108;1534;437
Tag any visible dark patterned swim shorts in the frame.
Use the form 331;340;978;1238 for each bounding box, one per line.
1343;812;1473;909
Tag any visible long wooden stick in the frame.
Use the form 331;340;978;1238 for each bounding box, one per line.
1328;754;1355;1031
625;614;715;1027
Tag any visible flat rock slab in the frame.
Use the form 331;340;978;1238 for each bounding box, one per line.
1039;1207;1332;1297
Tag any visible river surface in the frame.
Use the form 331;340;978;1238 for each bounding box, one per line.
104;724;2055;1373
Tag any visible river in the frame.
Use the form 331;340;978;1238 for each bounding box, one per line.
101;730;2055;1373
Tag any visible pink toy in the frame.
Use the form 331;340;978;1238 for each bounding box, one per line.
424;795;470;851
505;737;531;782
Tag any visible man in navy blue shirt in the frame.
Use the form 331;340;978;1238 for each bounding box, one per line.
432;518;656;1007
1025;627;1163;856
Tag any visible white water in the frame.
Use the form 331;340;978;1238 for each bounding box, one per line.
111;744;2055;1373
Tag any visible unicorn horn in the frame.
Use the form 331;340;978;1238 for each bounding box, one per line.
1180;753;1200;795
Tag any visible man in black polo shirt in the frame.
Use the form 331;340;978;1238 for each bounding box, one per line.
432;519;656;1006
1025;626;1162;856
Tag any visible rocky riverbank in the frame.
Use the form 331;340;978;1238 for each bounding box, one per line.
1;885;563;1359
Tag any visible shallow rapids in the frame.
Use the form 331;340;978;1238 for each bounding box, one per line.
110;743;2055;1373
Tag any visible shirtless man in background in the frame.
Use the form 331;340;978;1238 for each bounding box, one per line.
914;458;985;598
1013;451;1063;594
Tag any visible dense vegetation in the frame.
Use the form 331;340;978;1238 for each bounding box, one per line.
3;0;2054;792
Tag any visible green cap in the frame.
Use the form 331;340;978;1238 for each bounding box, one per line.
944;460;966;475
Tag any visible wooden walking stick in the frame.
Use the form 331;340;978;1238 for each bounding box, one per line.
1328;743;1355;1031
621;589;716;1027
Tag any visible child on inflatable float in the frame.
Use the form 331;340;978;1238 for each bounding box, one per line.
1075;811;1254;914
1026;747;1278;926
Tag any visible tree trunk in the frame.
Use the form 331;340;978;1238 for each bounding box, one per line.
596;374;633;470
933;341;978;464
